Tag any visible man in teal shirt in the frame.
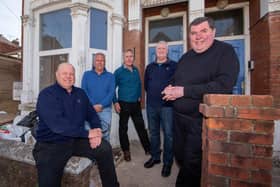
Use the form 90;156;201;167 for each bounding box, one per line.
114;49;150;161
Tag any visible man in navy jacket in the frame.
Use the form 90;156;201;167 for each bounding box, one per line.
144;41;176;177
33;63;119;187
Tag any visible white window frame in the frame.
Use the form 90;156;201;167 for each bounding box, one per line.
87;3;112;72
34;3;72;98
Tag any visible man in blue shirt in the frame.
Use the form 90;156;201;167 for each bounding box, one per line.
82;53;115;142
114;49;150;161
33;63;119;187
144;41;177;177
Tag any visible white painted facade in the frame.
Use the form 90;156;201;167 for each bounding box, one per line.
21;0;280;149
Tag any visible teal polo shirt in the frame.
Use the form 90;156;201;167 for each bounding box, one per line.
114;65;141;103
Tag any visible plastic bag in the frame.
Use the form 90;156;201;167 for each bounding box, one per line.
16;111;38;128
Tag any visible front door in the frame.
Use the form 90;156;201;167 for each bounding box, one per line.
224;39;245;94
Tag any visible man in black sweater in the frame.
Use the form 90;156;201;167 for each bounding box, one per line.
162;17;239;187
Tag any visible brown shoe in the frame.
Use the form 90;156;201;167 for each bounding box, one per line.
123;151;131;161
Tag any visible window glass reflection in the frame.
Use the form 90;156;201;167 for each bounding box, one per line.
206;9;243;37
149;17;183;43
90;8;107;50
40;9;72;50
39;54;68;90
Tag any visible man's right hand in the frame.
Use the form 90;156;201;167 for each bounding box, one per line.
114;102;121;113
93;104;103;112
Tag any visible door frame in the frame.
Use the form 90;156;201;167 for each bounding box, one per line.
206;2;250;94
145;11;187;66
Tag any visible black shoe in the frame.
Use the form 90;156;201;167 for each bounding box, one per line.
144;157;160;168
161;165;172;177
123;151;131;162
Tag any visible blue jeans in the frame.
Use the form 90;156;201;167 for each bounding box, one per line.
97;107;112;142
147;106;173;166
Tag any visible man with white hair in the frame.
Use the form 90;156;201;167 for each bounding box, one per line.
144;41;176;177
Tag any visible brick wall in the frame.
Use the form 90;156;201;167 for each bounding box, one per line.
250;0;280;107
200;94;280;187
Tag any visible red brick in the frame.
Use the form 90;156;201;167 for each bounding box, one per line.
251;170;271;184
200;104;225;118
231;180;270;187
252;145;273;157
237;108;280;120
206;118;254;132
254;120;275;134
208;153;228;165
231;95;251;107
207;129;228;141
209;165;250;180
206;174;229;187
252;95;274;107
230;156;272;170
230;132;273;145
208;141;251;156
225;107;235;118
203;94;232;106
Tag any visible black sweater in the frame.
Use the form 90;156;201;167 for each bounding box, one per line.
173;40;239;117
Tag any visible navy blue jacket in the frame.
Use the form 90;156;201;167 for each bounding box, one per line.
36;83;101;142
144;59;177;107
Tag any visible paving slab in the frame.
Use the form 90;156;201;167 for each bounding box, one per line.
116;141;178;187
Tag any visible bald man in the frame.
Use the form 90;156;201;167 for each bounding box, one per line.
33;63;119;187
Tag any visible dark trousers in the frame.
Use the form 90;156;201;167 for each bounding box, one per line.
33;139;119;187
118;101;150;153
173;111;202;187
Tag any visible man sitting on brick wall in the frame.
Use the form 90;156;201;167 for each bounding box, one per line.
33;63;119;187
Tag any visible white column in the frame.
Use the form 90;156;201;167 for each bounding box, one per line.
128;0;142;31
21;0;34;106
111;0;124;71
109;0;124;148
188;0;205;24
70;3;89;87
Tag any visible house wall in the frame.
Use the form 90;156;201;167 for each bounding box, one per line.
250;1;280;108
0;56;21;114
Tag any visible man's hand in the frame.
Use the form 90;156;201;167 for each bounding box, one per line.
88;128;102;149
162;85;184;101
114;102;121;113
93;104;103;112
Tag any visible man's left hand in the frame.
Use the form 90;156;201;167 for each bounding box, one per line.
88;128;102;149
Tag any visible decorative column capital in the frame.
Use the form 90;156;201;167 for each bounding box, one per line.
269;0;280;12
111;13;125;26
21;15;34;27
128;0;142;31
70;3;89;17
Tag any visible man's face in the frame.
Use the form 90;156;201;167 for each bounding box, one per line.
56;63;75;91
189;21;215;53
94;54;105;73
124;51;134;67
156;43;168;62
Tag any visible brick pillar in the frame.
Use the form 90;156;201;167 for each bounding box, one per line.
200;94;280;187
